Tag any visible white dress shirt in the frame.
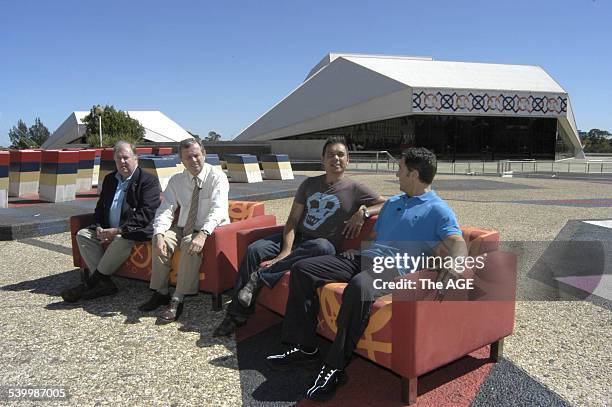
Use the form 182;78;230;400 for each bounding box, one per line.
153;163;230;236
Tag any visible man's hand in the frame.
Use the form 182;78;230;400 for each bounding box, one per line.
260;251;290;268
342;206;366;239
340;249;360;260
188;232;207;256
155;234;168;257
98;227;120;242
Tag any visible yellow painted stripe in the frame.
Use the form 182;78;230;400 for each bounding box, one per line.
9;171;40;183
39;172;77;186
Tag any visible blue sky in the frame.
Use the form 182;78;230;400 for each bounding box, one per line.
1;0;610;147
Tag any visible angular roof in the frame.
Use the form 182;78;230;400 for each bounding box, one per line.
42;110;191;148
234;52;582;157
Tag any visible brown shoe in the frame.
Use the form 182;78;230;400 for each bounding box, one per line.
159;299;183;323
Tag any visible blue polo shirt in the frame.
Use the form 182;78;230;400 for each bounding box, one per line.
108;171;134;229
362;190;461;274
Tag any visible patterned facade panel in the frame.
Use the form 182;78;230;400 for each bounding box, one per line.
412;88;567;117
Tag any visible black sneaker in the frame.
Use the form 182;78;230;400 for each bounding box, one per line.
212;314;246;337
265;346;319;371
139;292;171;311
305;364;348;401
80;279;118;300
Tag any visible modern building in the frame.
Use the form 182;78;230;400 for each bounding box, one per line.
235;53;584;160
42;111;192;149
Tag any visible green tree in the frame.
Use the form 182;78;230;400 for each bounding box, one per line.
205;131;221;141
28;117;50;147
582;128;612;153
83;105;145;147
8;119;34;148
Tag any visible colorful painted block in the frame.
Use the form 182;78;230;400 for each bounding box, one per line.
0;151;9;208
39;150;79;202
225;154;262;183
8;149;42;197
136;147;153;155
139;156;181;190
153;147;173;156
97;148;116;193
261;154;294;180
205;154;223;172
75;149;96;192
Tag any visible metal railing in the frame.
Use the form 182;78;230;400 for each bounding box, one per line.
347;150;399;172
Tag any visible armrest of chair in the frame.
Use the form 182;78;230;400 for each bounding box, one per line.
339;215;378;251
236;224;285;268
70;213;95;268
390;250;517;378
200;214;277;291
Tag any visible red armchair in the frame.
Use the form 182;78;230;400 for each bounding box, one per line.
235;218;516;404
70;200;277;310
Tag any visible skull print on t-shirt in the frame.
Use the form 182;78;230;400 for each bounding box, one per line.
304;192;340;230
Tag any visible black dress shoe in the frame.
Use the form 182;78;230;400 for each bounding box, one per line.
60;284;88;303
212;314;246;337
80;279;118;300
305;364;347;401
265;346;319;371
139;292;171;312
159;299;183;323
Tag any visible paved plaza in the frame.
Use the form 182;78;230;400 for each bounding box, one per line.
0;171;610;406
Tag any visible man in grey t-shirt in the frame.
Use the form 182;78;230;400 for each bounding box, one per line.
213;137;386;337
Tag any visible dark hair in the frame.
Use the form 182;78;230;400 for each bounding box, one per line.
179;138;204;154
321;136;348;156
402;147;437;184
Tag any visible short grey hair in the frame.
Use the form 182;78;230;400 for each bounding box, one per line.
179;138;204;154
114;141;138;157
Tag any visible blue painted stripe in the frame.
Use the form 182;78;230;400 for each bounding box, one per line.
205;154;220;165
225;154;258;164
0;167;8;178
78;159;95;169
262;154;289;162
9;161;40;172
94;157;100;165
41;161;78;174
139;157;178;168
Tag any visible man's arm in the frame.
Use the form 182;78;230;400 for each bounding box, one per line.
119;173;162;236
342;195;386;240
261;199;304;266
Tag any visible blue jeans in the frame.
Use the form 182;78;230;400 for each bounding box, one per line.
228;232;335;320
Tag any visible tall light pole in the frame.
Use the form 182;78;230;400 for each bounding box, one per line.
94;106;105;147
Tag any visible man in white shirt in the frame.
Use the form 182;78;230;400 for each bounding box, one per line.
139;138;230;323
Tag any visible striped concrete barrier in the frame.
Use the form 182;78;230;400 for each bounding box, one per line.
226;154;262;183
205;154;223;172
91;149;102;187
261;154;294;180
0;151;8;207
39;150;79;202
97;148;116;193
76;149;96;192
140;156;180;190
9;149;42;197
153;147;173;156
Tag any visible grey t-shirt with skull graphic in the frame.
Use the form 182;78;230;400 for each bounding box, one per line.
294;175;379;248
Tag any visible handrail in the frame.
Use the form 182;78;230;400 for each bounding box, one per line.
348;150;399;172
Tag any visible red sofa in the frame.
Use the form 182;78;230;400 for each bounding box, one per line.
70;200;277;310
236;218;516;404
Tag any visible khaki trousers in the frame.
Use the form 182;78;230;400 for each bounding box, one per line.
149;226;203;296
75;228;135;276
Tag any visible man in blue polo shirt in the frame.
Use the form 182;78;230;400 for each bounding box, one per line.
265;147;468;402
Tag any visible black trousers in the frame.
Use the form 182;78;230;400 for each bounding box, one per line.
228;233;335;320
281;254;395;370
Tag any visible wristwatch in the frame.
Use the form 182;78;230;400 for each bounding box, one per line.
361;206;371;220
